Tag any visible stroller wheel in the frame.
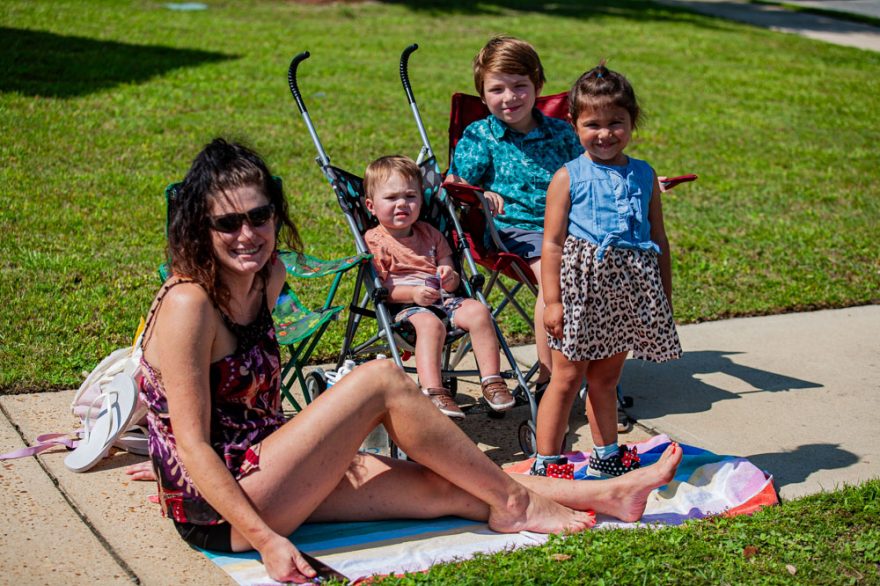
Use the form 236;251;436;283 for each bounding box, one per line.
305;369;327;403
442;377;458;397
518;420;569;456
518;419;537;456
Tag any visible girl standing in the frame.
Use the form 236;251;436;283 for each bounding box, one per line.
534;64;682;478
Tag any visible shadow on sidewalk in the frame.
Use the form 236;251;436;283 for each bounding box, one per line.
621;349;822;419
747;442;859;496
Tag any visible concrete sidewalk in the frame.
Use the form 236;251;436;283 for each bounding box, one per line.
657;0;880;51
2;305;878;583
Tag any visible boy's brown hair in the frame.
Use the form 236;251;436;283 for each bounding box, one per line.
363;155;423;200
472;35;546;97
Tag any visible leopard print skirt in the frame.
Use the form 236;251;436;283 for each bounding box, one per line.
546;236;682;363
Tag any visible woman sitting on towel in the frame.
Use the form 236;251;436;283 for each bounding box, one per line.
130;138;682;583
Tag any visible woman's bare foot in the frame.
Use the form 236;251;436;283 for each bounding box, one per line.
601;442;682;522
488;486;596;535
125;460;156;481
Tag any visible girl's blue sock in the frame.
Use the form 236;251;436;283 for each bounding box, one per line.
536;453;563;464
593;442;619;460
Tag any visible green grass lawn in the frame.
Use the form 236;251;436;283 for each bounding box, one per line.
376;479;880;584
1;0;878;392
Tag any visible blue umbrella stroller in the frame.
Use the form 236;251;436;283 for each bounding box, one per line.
286;50;538;457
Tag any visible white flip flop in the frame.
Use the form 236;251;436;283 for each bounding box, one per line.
114;426;149;456
64;373;138;472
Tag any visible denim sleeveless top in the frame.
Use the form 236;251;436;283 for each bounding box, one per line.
139;280;287;525
564;155;660;260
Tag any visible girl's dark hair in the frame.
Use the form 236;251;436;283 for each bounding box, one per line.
568;62;641;129
167;138;302;311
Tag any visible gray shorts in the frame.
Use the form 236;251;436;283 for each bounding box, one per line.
498;227;543;260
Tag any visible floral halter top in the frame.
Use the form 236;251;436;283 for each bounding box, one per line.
139;279;287;525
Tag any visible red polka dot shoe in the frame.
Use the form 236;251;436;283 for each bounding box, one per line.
529;455;575;479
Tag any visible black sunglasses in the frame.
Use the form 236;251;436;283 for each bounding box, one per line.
209;203;275;233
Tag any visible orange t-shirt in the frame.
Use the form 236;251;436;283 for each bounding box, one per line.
364;222;452;288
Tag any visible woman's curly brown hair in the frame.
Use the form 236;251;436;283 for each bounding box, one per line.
166;138;302;311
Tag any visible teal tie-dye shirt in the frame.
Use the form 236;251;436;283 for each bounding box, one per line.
450;110;584;232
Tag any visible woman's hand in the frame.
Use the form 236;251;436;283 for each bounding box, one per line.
259;532;317;583
543;302;565;339
483;191;505;217
125;461;157;481
413;285;441;306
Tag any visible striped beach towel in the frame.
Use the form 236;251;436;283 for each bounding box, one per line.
204;435;777;584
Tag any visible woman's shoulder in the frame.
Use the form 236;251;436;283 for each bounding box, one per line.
143;279;218;361
156;279;215;318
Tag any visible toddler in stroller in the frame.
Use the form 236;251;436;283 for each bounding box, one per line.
363;155;516;419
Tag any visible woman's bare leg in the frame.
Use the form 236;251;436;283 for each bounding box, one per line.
234;360;593;550
513;441;683;522
315;441;683;527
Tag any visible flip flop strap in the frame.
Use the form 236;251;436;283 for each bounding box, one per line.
0;432;79;460
82;390;115;440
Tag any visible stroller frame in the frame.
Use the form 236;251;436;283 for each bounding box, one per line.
399;44;541;453
287;49;539;454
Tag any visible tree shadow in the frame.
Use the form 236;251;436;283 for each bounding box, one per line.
379;0;710;25
747;442;860;496
621;350;823;419
0;27;236;98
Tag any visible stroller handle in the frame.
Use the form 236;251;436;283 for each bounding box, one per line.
399;43;418;105
288;51;311;114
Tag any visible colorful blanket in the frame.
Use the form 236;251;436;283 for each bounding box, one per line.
204;435;777;584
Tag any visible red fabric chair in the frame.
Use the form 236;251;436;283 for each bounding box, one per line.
444;91;570;324
447;91;569;163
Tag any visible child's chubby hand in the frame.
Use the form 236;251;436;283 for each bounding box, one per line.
543;302;565;339
437;265;458;291
413;285;441;306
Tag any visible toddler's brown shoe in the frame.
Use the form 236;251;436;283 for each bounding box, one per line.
423;387;465;419
481;377;516;412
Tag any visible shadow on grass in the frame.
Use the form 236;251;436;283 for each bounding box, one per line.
0;27;236;98
380;0;706;24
